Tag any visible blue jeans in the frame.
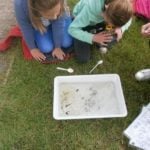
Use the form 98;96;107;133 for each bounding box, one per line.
34;17;73;53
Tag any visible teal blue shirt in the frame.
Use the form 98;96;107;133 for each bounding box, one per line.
69;0;132;44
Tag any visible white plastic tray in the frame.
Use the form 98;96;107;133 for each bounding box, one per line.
53;74;127;120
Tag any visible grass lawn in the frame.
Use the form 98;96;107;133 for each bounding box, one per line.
0;1;150;149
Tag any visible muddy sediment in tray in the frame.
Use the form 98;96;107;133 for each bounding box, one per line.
59;82;120;117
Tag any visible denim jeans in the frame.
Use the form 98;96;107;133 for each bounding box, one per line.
34;16;73;53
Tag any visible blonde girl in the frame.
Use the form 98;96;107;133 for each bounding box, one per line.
15;0;72;61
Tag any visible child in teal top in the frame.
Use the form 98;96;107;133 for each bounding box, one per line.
69;0;133;63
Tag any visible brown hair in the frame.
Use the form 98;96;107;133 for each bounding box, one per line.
28;0;65;33
105;0;133;27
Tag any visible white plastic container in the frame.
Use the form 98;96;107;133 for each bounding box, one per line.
53;74;127;120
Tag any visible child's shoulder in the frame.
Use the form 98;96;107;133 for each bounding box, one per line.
85;0;105;14
14;0;29;16
14;0;27;7
80;0;104;6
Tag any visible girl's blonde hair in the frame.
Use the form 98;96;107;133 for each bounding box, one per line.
28;0;65;33
105;0;133;27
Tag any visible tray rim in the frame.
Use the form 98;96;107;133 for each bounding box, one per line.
53;74;127;120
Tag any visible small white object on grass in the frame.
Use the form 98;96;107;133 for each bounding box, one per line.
99;47;108;54
56;67;74;73
89;60;103;74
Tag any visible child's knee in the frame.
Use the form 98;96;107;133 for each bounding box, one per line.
62;39;73;48
39;43;53;53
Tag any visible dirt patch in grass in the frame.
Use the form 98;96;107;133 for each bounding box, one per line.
0;0;17;40
0;52;14;85
0;0;16;85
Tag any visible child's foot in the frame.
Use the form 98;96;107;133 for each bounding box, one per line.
42;53;58;64
135;69;150;81
99;47;108;54
41;51;74;64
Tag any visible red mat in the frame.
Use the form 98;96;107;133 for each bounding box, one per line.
0;26;33;60
0;26;74;63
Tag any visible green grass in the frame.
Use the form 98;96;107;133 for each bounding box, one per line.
0;2;150;149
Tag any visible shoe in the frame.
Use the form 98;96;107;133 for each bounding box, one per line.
42;53;59;64
99;47;108;54
41;51;74;64
135;69;150;81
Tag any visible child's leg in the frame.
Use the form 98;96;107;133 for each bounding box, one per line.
34;25;54;53
61;16;73;48
74;38;91;63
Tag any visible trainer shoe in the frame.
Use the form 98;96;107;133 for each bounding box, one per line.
135;69;150;81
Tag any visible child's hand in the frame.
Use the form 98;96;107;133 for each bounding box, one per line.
114;28;123;41
141;23;150;37
93;31;113;46
30;48;46;61
52;48;66;60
